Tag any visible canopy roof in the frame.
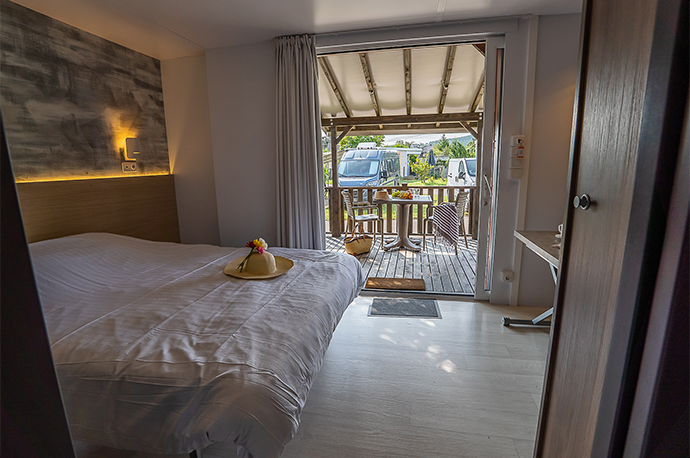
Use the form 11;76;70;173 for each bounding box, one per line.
319;43;485;137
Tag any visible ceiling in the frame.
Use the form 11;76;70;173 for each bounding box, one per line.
12;0;582;61
10;0;582;138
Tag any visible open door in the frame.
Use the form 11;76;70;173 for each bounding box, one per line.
535;0;688;454
474;36;504;300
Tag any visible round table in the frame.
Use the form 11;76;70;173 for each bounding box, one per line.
373;195;432;252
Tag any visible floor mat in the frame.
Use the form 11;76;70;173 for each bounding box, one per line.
368;298;441;318
365;277;426;291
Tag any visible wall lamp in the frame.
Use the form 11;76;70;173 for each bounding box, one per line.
124;137;140;161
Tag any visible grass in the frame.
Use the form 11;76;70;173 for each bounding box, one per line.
402;176;447;186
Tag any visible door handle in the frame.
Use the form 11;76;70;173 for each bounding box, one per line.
573;194;592;210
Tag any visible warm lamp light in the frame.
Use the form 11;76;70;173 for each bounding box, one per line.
124;138;140;161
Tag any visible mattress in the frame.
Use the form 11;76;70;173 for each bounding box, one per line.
29;233;365;458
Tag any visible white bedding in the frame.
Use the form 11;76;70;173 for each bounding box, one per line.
29;233;365;458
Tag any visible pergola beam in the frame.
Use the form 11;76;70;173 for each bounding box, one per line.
403;48;412;115
322;112;481;128
460;121;478;139
470;69;485;113
341;122;480;132
318;56;352;117
473;43;486;56
438;45;457;114
335;126;353;144
358;53;381;116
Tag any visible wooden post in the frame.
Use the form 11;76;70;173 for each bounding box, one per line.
329;125;342;237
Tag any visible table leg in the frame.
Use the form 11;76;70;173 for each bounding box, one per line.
383;203;421;251
501;263;557;327
501;307;553;327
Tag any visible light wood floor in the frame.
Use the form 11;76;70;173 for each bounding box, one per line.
75;298;550;458
326;235;478;295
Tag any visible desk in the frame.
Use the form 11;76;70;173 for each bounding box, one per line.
502;230;560;327
373;195;432;252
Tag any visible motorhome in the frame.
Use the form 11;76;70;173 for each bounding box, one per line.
337;145;402;189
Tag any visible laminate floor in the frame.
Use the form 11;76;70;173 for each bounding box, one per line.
75;297;551;458
278;297;550;458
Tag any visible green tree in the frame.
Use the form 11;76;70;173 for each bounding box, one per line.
466;139;476;157
394;140;411;148
410;159;431;183
339;135;384;150
447;138;477;158
432;134;451;156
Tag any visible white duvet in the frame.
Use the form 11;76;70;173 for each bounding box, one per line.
29;233;364;458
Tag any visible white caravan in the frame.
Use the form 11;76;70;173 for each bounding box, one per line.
446;158;476;186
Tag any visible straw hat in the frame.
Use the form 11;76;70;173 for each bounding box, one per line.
374;190;389;200
224;251;293;279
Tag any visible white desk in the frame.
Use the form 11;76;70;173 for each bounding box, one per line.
373;195;432;252
502;230;561;327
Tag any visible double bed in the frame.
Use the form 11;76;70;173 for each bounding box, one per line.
29;232;365;457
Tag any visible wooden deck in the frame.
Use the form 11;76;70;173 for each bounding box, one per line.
326;233;478;295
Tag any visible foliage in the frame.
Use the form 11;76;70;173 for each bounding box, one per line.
433;134;451;155
447;139;476;158
324;164;330;184
394;140;411;148
466;139;476;157
338;135;384;150
433;135;477;159
410;159;431;183
403;176;447;186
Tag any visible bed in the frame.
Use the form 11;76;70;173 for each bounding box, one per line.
29;232;365;458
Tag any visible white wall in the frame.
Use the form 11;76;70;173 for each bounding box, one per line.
517;14;581;306
205;41;277;247
483;14;581;306
161;54;220;246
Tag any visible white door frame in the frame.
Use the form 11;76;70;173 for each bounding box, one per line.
474;35;505;301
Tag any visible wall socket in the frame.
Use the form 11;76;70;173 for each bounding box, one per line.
510;135;525;147
122;162;137;172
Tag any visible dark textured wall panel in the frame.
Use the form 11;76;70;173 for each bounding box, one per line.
0;0;170;181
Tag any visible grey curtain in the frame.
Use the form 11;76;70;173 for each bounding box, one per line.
275;34;325;250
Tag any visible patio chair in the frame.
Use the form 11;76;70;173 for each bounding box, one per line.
422;190;470;254
341;190;383;244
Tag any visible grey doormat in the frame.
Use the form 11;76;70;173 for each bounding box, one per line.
368;298;441;318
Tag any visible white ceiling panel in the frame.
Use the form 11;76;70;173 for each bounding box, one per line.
410;45;450;114
444;45;485;112
12;0;583;60
368;49;407;116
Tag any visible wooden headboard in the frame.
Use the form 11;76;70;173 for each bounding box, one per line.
16;175;180;243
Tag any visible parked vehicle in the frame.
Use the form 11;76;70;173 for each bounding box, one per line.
446;157;476;186
338;147;402;193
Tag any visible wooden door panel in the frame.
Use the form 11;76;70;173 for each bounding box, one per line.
538;0;657;455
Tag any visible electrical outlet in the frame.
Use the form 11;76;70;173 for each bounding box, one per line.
122;162;137;172
511;135;525;147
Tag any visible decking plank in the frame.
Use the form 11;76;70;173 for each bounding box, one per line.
326;234;476;295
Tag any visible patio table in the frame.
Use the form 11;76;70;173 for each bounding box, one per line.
373;194;432;252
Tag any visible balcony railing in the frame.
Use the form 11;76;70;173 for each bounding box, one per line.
326;185;478;238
